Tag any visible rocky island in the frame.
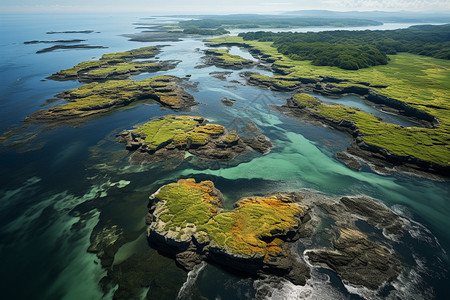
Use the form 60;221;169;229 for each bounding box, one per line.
117;115;272;164
146;178;311;285
47;46;178;82
25;76;197;125
202;49;258;69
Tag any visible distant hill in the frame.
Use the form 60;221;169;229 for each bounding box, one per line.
283;10;450;23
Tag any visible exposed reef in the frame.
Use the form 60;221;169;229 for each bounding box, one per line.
203;49;258;70
221;97;236;107
47;46;177;82
306;228;401;290
117;115;272;164
36;44;108;54
146;179;311;285
25;76;197;125
305;195;404;290
280;93;450;177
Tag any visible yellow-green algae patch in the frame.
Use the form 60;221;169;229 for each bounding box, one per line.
151;178;303;258
207;37;450;170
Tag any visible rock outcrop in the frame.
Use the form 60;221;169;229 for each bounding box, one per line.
146;179;312;285
117;115;272;164
302;194;404;291
306;228;401;290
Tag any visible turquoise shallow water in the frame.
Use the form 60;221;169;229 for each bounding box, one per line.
0;14;449;299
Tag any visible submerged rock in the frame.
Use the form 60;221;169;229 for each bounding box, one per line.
118;115;272;164
87;224;125;267
146;179;312;285
210;71;233;81
221;97;236;107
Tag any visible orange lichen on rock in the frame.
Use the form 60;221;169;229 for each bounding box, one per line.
150;179;305;257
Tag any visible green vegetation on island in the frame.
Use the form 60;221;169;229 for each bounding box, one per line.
25;76;197;124
239;24;450;69
48;46;176;82
182;27;230;35
152;178;303;257
118;115;272;163
207;35;450;175
133;115;225;150
203;48;257;69
290;93;449;167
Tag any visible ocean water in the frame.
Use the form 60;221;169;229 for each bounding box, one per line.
0;14;449;300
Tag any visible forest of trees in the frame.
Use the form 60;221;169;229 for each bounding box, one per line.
182;27;229;35
239;24;450;70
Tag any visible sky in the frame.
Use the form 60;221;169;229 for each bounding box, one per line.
1;0;449;13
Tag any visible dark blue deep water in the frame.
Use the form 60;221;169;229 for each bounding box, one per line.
0;14;449;299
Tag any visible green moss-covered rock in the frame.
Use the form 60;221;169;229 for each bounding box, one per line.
133;115;202;150
118;115;272;164
146;178;311;285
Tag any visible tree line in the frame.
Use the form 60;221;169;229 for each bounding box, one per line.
178;17;382;29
